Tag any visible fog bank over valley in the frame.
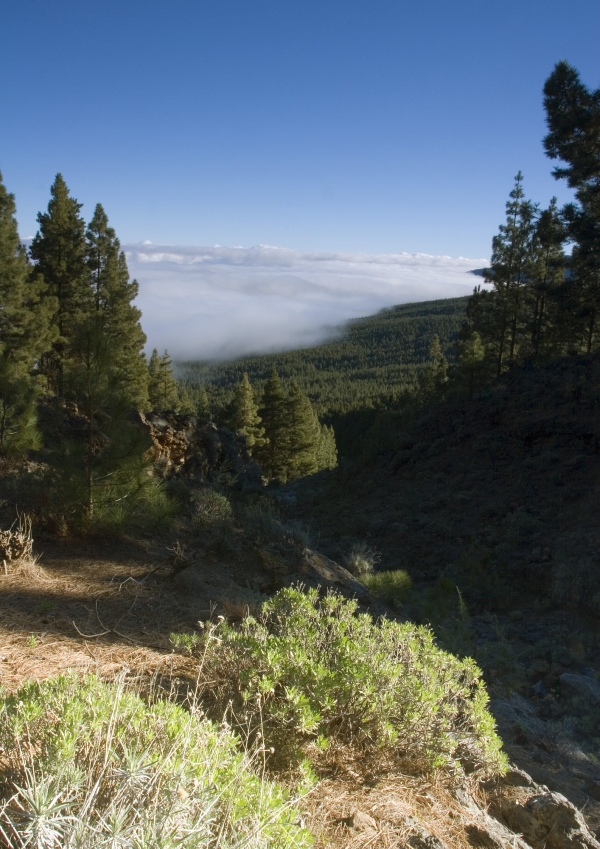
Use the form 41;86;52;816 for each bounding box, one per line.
127;243;488;361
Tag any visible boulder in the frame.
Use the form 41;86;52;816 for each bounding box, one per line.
139;413;263;489
299;550;370;598
497;791;600;849
559;674;600;704
453;786;531;849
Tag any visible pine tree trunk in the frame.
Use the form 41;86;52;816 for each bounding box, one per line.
535;295;546;360
86;397;94;517
587;308;595;354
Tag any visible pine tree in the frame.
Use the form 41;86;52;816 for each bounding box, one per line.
177;385;197;415
0;172;55;455
454;329;487;398
285;381;319;479
483;173;536;374
228;373;265;451
0;173;55;370
418;335;449;398
30;174;88;395
0;355;41;457
148;349;180;411
195;385;211;421
61;316;151;516
257;367;288;480
544;62;600;352
526;198;566;359
316;423;338;471
85;204;149;410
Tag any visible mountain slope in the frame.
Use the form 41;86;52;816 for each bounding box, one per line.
179;295;469;415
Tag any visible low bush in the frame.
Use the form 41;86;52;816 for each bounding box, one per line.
239;500;309;553
202;587;507;776
191;488;233;531
361;569;412;608
0;673;313;848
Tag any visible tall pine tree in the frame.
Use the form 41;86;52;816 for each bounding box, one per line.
316;423;338;471
484;173;536;374
257;367;288;480
285;381;320;479
418;334;449;398
544;62;600;352
30;174;88;395
0;172;55;455
85;204;149;410
148;349;180;411
525;198;566;359
227;373;265;451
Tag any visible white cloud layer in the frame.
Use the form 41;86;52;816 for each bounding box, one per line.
125;243;488;361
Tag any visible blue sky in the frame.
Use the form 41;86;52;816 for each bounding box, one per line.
2;0;598;258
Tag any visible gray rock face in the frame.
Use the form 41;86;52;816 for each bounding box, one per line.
299;550;370;599
560;673;600;704
452;786;531;849
497;790;600;849
501;767;536;788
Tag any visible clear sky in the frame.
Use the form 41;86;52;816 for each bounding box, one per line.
1;0;598;259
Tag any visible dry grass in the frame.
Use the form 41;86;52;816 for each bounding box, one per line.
0;514;33;575
302;772;484;849
219;595;262;624
0;536;203;692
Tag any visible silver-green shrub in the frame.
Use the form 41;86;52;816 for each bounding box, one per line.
0;673;313;848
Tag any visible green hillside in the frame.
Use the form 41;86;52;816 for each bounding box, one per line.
178;295;469;416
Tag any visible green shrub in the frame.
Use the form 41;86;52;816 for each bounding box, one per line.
191;488;233;530
203;587;507;776
239;500;309;551
170;631;201;654
362;569;412;607
0;673;313;848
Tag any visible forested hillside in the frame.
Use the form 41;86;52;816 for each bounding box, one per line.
179;295;469;415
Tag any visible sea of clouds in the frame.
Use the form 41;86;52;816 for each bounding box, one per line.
125;243;488;361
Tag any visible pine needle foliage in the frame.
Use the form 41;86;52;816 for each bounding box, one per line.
257;367;288;480
0;173;54;456
86;204;149;411
227;372;265;450
148;348;180;412
0;172;55;373
30;174;88;396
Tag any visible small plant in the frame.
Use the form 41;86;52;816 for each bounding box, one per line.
0;673;313;848
361;569;412;608
169;631;201;654
344;541;379;577
204;587;508;776
27;634;37;649
191;488;233;530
